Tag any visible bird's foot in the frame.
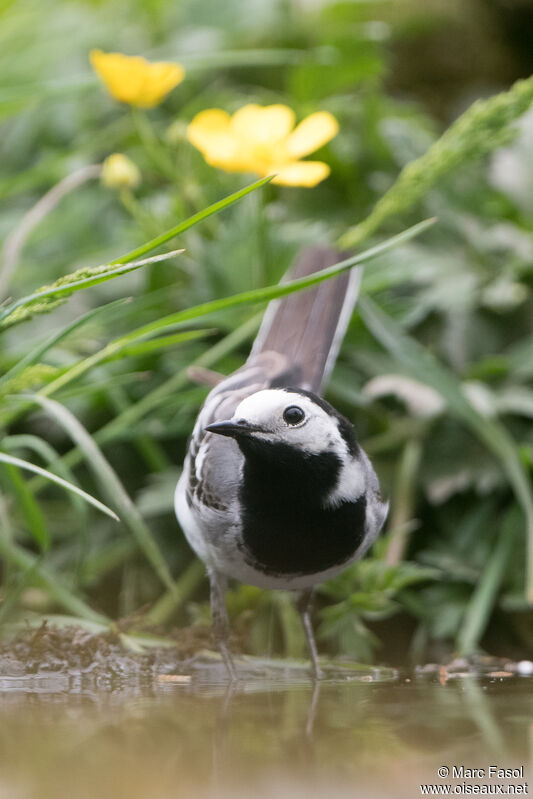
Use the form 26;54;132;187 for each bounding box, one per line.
309;658;325;681
219;641;239;683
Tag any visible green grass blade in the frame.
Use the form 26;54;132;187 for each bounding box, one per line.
80;540;137;588
340;73;533;248
359;295;533;603
39;329;212;398
0;461;50;551
2;434;88;522
0;452;118;522
0;298;130;387
0;250;184;327
115;219;435;332
103;329;215;360
112;176;273;265
0;365;58;400
19;394;175;592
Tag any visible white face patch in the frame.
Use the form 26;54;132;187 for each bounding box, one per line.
232;389;347;456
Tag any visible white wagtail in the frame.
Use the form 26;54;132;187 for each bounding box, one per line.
175;245;387;679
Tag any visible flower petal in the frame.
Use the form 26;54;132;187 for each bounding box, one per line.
187;109;253;171
90;50;184;108
187;109;232;151
231;104;295;144
286;111;339;159
91;50;144;104
138;62;185;108
271;161;331;187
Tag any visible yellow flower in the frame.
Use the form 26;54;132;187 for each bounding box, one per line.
101;153;141;190
187;104;339;187
90;50;185;108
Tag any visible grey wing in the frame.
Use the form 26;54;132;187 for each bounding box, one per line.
184;351;294;511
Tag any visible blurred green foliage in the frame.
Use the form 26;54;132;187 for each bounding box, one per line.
1;0;533;664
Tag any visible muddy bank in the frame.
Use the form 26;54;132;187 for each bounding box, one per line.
0;622;192;688
2;621;531;694
0;621;401;691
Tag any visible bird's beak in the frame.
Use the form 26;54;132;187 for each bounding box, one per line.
205;419;265;438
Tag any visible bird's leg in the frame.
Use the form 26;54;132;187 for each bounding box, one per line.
208;568;238;681
297;588;324;681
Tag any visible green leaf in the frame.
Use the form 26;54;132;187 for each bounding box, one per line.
359;295;533;603
457;507;518;655
274;591;306;658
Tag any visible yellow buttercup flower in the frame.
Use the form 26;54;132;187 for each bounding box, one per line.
90;50;185;108
187;104;339;187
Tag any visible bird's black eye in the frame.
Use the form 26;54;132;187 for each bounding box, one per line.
283;405;305;425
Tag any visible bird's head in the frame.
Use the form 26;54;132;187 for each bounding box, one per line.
205;387;358;462
205;387;377;512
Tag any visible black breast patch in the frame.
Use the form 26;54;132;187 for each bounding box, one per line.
240;493;367;577
237;440;367;577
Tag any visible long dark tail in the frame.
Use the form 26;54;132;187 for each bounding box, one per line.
248;245;360;393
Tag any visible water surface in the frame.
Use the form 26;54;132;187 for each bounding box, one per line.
0;663;531;799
